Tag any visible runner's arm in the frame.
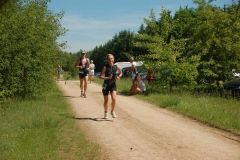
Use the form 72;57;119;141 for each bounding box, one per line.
75;59;82;69
99;67;108;80
86;59;90;70
116;66;122;80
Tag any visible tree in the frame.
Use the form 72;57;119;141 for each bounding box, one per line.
188;0;240;88
172;6;195;39
0;0;10;9
138;24;145;34
0;0;67;99
111;30;135;62
134;8;199;91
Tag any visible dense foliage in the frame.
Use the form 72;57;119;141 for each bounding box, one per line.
188;1;240;88
0;0;67;101
1;0;239;102
134;9;200;91
63;0;239;94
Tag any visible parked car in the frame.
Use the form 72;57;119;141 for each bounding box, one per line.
114;61;143;71
121;67;132;77
232;69;240;77
223;77;240;90
94;72;101;77
114;61;143;77
223;77;240;99
122;65;147;79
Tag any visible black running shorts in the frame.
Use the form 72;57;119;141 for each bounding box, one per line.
102;83;117;96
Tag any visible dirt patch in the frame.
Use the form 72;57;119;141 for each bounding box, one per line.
57;80;240;160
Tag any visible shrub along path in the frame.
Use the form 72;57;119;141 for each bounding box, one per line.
57;80;240;160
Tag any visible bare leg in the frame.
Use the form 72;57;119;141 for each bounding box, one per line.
90;75;93;82
110;91;117;112
83;76;88;94
91;75;94;81
80;78;84;92
104;95;109;112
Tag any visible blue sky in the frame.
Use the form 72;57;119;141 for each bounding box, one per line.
48;0;231;53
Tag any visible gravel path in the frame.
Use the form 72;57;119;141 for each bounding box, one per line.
57;80;240;160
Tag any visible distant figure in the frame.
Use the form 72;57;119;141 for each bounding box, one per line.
74;51;90;98
64;71;71;84
89;60;95;83
147;69;154;84
56;66;62;82
126;57;137;84
130;74;146;95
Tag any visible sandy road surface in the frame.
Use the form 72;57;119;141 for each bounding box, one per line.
57;80;240;160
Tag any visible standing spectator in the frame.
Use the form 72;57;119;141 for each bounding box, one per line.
147;69;154;84
128;57;138;84
99;54;122;119
56;66;62;82
75;51;90;98
89;60;95;83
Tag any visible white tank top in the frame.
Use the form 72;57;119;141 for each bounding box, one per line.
90;64;95;70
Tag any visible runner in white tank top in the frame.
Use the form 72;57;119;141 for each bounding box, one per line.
89;60;95;83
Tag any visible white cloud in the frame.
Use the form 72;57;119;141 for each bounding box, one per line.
61;13;143;31
58;12;146;52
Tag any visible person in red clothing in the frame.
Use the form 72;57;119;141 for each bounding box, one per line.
147;69;154;84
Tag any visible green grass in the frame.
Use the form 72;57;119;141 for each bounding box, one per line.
94;77;240;135
0;85;99;160
2;75;238;160
139;93;240;134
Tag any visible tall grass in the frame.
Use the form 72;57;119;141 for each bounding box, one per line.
94;77;240;135
0;85;99;160
139;93;240;134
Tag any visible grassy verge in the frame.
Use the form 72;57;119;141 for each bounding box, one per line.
139;93;240;135
0;84;99;160
93;77;240;136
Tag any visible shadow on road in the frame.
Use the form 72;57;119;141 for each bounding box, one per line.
73;117;113;122
63;95;79;98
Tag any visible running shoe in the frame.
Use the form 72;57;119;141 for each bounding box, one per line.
80;91;83;97
111;111;117;118
83;93;87;98
104;112;108;119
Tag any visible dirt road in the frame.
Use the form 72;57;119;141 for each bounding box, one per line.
57;80;240;160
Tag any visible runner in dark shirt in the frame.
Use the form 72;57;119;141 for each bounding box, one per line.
99;54;122;119
75;51;90;98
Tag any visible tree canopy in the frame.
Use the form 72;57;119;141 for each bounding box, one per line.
1;0;239;101
0;0;67;100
